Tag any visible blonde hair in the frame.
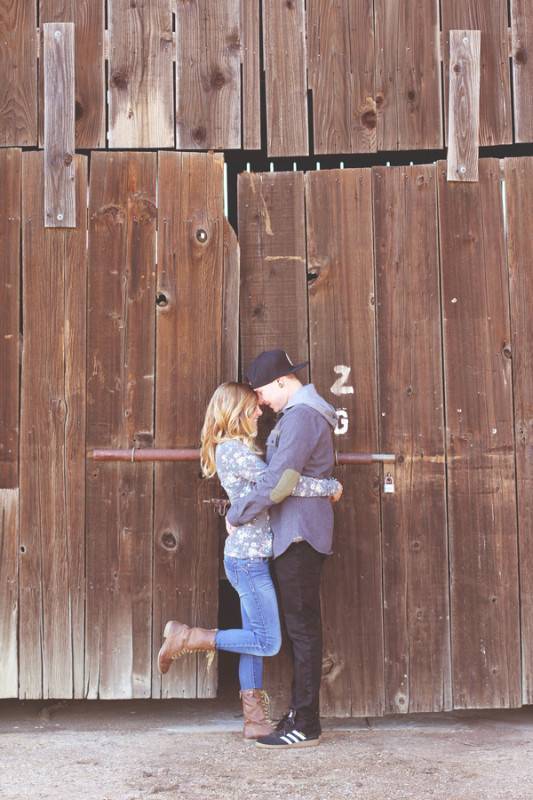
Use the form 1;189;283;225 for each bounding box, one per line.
200;382;261;478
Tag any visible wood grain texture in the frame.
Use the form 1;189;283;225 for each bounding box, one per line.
0;148;21;489
504;157;533;703
510;0;533;142
222;217;240;383
0;489;18;697
306;168;384;717
153;152;224;699
19;151;87;699
237;171;309;380
375;0;442;151
39;1;105;149
308;0;376;154
108;0;174;148
43;23;76;228
437;159;520;708
237;169;308;717
86;152;156;699
263;0;309;156
240;0;261;150
441;0;512;146
0;0;37;145
447;31;481;182
176;0;241;150
373;165;451;713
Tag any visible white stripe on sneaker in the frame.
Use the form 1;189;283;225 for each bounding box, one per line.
280;736;293;744
292;730;306;741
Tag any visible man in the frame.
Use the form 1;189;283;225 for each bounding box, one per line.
226;349;339;749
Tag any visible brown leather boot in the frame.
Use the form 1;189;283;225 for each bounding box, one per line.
240;689;275;740
158;620;217;675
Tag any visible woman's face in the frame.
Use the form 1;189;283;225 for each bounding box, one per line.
249;401;262;431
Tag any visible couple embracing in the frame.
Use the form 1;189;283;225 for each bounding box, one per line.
158;349;342;749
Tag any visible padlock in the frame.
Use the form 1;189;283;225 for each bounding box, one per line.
383;472;395;494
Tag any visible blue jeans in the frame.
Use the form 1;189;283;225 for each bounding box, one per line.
215;556;282;691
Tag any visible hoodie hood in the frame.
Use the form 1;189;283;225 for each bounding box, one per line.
284;383;338;429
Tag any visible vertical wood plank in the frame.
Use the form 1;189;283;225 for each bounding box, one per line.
306;168;384;717
237;169;308;716
504;157;533;703
108;0;174;148
307;0;376;154
176;0;241;150
240;0;261;150
19;151;87;699
39;1;105;149
222;217;240;383
373;165;451;713
43;22;76;229
510;0;533;143
153;152;224;699
441;0;512;146
447;31;481;182
437;159;520;708
86;152;156;699
375;0;442;151
237;172;309;379
0;489;18;697
0;148;21;489
263;0;309;157
0;0;37;146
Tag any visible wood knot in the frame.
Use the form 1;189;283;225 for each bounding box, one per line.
192;125;207;144
286;0;295;8
161;531;178;550
111;72;128;90
407;89;416;101
375;93;384;108
210;67;226;90
63;153;73;166
226;28;240;51
515;47;528;65
75;100;83;121
453;63;461;74
252;303;265;318
361;108;377;129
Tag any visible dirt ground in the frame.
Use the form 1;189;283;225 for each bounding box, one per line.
1;699;533;800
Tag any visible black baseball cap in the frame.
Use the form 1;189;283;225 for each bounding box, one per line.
245;349;309;389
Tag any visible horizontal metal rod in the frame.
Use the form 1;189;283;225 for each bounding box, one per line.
90;448;396;465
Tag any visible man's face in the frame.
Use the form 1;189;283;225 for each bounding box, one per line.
255;378;288;413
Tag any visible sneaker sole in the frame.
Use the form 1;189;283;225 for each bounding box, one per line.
255;738;319;749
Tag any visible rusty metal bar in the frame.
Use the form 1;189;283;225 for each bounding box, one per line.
90;448;396;464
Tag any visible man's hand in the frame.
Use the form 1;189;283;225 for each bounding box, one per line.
330;483;343;503
226;519;237;535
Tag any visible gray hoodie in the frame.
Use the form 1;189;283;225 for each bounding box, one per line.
226;383;338;558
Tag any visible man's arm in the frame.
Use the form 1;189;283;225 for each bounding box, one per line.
226;407;325;527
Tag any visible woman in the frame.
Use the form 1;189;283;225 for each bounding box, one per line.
157;382;342;739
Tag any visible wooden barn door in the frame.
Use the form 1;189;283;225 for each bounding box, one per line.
1;149;236;699
237;161;523;717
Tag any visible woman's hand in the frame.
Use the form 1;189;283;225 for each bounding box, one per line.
226;519;237;535
330;483;343;503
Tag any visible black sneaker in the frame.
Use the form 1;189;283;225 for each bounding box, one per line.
255;727;320;749
275;708;296;734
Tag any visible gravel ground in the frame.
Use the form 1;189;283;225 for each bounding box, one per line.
1;700;533;800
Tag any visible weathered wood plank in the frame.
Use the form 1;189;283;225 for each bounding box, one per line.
375;0;442;151
0;0;37;146
441;0;512;146
306;168;384;717
504;157;533;703
237;169;308;717
39;1;105;149
176;0;241;150
373;165;451;713
43;22;76;228
19;150;87;699
263;0;308;156
447;31;481;182
308;0;376;154
222;217;240;383
153;152;224;698
237;171;309;379
437;159;520;708
510;0;533;143
86;152;156;699
0;489;18;698
108;0;174;148
240;0;261;150
0;148;21;489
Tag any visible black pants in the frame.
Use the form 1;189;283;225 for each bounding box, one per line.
272;541;326;733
